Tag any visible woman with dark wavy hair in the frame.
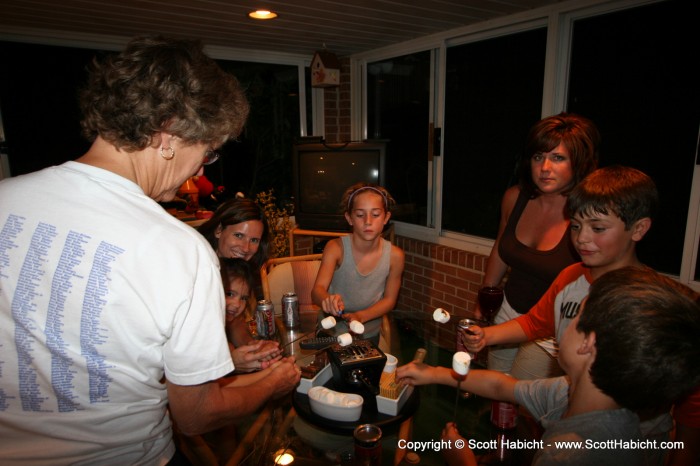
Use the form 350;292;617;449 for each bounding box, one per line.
476;112;600;380
0;35;300;465
198;197;270;272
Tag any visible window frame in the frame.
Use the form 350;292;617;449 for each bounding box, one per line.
353;0;700;290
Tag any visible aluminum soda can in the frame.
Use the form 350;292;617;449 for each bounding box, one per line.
282;292;300;329
456;318;477;353
490;400;518;429
255;299;275;339
354;424;382;466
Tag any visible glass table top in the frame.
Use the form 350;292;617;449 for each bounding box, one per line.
197;310;539;466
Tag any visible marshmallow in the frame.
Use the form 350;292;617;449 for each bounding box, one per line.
452;351;472;376
349;320;365;334
309;387;363;408
345;398;362;407
337;333;353;346
321;316;337;329
433;308;451;323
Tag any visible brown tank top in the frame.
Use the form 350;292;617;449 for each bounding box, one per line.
497;188;579;313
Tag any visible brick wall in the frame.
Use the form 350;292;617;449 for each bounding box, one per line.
394;235;488;351
322;57;352;143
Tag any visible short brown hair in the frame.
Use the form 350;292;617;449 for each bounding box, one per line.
80;36;249;151
519;112;600;196
566;165;659;229
578;267;700;412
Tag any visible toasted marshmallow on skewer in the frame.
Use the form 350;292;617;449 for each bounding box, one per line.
337;333;353;346
321;316;337;329
433;308;451;323
452;351;472;376
349;320;365;334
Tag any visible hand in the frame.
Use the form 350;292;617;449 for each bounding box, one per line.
395;362;436;387
255;340;283;369
441;422;477;466
267;356;302;399
461;325;486;353
231;340;282;372
321;294;345;317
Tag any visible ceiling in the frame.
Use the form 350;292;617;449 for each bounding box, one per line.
0;0;564;57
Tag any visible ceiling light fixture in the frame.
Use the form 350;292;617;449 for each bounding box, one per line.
248;10;278;20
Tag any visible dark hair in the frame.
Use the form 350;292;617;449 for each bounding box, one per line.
577;267;700;412
519;112;600;196
566;165;659;229
197;198;270;270
219;258;254;292
80;35;249;151
340;182;396;214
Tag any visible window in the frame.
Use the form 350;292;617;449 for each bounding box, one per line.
360;0;699;285
566;0;698;275
0;41;308;206
212;61;301;200
366;52;431;226
442;28;547;238
0;42;96;176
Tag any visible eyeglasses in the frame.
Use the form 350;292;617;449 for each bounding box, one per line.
203;150;220;166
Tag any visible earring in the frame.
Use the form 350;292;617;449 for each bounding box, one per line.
160;146;175;160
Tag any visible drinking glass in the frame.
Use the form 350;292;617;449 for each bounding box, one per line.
478;286;504;324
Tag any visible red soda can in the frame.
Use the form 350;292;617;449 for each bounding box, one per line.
255;299;275;339
490;400;518;429
354;424;382;466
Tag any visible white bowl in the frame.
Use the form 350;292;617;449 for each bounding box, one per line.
307;386;363;422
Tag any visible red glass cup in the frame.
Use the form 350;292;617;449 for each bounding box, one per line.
478;286;504;324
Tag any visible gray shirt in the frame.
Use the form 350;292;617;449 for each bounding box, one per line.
327;235;392;339
515;377;653;465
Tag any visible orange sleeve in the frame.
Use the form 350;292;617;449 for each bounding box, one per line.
514;263;587;341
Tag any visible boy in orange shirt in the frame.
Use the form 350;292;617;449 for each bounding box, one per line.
464;165;657;368
397;267;700;465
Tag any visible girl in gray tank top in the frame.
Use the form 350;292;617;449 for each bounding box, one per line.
311;183;405;345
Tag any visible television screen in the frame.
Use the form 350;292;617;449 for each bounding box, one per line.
293;141;386;231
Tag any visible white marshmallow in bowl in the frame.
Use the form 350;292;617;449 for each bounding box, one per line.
343;397;362;407
321;315;337;329
349;320;365;334
322;391;339;405
307;386;363;421
433;308;451;324
452;351;472;376
337;333;353;346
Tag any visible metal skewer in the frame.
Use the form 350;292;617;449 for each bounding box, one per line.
280;308;341;352
453;379;461;425
280;328;318;351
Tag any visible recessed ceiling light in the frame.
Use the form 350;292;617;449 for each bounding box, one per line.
249;10;278;20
